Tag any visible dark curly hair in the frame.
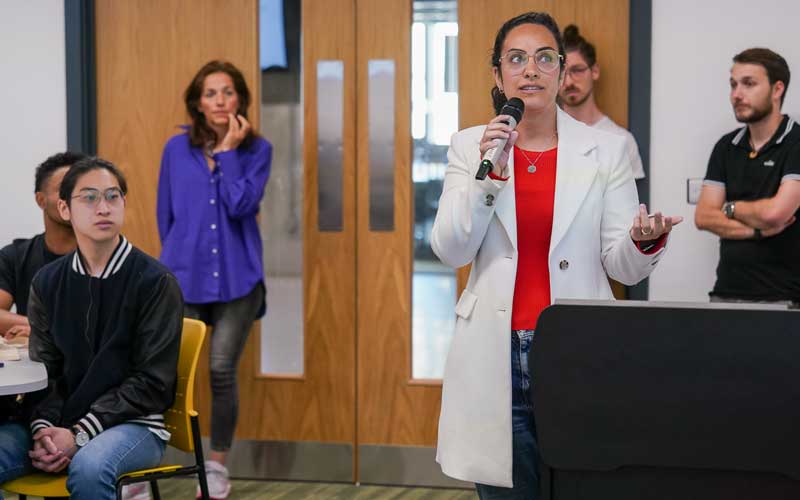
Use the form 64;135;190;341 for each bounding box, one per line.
184;60;255;148
562;24;596;67
490;11;566;114
34;151;88;193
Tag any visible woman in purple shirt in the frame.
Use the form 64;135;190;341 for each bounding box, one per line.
157;60;271;500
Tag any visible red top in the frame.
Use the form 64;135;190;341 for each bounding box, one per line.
487;146;666;330
510;146;558;330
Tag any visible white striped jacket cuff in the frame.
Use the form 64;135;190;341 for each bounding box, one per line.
74;412;104;438
30;419;54;434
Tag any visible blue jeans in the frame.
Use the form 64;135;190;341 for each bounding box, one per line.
0;422;33;492
475;330;540;499
0;423;164;500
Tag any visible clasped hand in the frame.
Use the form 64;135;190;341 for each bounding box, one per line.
28;427;77;473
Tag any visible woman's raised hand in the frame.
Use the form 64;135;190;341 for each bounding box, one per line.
214;113;251;153
630;204;684;241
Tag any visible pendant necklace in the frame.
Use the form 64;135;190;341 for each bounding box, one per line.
748;136;764;159
519;132;557;173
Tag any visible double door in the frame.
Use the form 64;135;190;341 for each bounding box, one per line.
95;0;630;485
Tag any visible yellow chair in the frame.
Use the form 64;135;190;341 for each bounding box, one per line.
1;318;211;500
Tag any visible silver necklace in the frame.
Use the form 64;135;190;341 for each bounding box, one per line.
519;133;557;173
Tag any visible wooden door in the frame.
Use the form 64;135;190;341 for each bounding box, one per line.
96;0;358;482
353;0;456;487
356;0;631;485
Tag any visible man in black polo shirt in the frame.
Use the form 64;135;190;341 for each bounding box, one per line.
695;48;800;304
0;152;86;338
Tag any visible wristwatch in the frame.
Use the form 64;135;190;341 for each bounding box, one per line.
72;426;90;448
722;201;736;219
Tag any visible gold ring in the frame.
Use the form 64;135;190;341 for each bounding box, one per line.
641;227;652;236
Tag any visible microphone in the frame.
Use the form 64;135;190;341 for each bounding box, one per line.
475;97;525;180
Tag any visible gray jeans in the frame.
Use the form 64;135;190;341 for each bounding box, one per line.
185;283;265;452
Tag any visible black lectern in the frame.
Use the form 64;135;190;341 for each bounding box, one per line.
532;300;800;500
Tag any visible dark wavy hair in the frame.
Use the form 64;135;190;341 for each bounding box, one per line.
490;12;566;114
59;156;128;206
562;24;596;67
34;151;88;193
184;60;254;147
733;48;791;106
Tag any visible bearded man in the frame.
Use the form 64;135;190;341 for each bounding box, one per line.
558;24;645;180
695;48;800;306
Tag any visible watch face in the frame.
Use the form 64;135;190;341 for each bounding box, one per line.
724;202;734;218
75;431;90;447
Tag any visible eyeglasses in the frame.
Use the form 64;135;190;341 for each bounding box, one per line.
499;49;563;74
564;64;590;79
71;187;125;208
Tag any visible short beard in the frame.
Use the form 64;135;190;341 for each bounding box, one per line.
561;88;592;108
735;100;773;124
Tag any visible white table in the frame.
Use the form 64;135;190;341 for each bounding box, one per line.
0;350;47;396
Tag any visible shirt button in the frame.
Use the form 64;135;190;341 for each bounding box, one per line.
210;178;215;184
485;194;495;206
559;260;569;270
210;198;216;205
212;248;218;254
210;224;217;230
213;272;219;278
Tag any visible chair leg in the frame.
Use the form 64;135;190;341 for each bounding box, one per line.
197;467;211;500
191;415;211;500
150;479;161;500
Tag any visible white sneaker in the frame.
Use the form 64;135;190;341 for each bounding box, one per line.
196;460;231;500
121;481;151;500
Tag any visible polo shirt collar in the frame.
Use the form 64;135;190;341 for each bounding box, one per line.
71;235;132;279
732;114;795;153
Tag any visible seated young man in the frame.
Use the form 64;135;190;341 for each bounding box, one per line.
0;152;85;340
0;152;84;430
0;157;183;500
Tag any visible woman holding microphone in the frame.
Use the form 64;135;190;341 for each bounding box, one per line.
432;12;681;499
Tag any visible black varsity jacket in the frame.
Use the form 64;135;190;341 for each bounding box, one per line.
27;236;183;441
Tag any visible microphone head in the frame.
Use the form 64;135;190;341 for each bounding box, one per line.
500;97;524;124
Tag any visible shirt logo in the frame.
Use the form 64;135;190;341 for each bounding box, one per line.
763;160;775;167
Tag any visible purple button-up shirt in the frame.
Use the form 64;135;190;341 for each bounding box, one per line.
157;132;272;308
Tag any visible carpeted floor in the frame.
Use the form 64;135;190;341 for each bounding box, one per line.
3;477;478;499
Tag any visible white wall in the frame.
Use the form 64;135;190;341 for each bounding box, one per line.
0;1;67;242
649;0;800;301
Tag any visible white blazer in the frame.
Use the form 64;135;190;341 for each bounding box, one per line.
432;108;667;487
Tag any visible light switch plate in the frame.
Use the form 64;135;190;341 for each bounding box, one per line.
687;178;704;205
